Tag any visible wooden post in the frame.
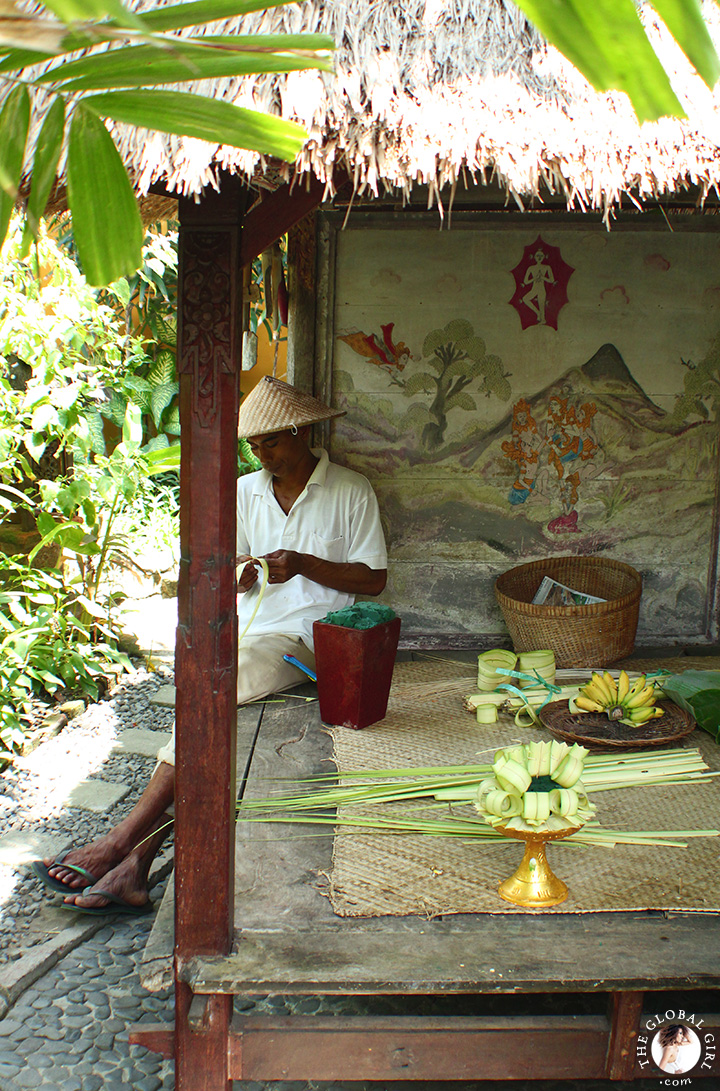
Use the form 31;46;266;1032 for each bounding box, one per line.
286;210;317;390
605;991;644;1079
175;177;247;1091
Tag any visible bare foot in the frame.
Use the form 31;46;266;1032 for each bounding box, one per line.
63;855;150;910
43;835;127;891
42;761;176;893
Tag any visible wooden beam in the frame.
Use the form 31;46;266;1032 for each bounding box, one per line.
227;1014;609;1081
239;174;329;267
129;1023;175;1059
174;177;248;1091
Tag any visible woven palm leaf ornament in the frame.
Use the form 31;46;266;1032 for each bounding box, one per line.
476;740;594;833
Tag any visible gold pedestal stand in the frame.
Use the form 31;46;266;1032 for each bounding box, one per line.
497;825;582;908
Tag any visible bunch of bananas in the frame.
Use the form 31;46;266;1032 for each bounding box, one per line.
574;670;664;726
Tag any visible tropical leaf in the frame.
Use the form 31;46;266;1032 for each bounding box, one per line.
124;375;153;394
121;401;143;445
23;432;46;461
163;404;181;435
150;381;176;426
41;0;145;31
101;390;128;425
144;440;181;472
108;275;131;308
149;311;177;346
0;84;29;251
66;104;144;284
21;95;65;253
513;0;692;121
143;433;169;452
82;89;306;160
50;41;333;92
133;0;290;34
662;671;720;741
86;406;107;454
651;0;720;88
0;0;297;58
201;33;335;51
0;51;56;74
147;349;177;386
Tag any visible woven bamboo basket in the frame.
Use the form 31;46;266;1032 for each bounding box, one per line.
494;556;642;668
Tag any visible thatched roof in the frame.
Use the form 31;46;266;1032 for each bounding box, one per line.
23;0;720;219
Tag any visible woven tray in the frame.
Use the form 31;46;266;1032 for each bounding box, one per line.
539;699;696;751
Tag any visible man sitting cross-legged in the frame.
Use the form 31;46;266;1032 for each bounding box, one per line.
34;378;387;915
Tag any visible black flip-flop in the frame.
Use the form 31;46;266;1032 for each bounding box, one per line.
32;853;99;895
61;887;154;918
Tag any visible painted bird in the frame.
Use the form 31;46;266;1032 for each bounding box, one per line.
339;322;411;374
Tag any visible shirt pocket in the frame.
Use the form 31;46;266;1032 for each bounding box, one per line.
310;532;346;563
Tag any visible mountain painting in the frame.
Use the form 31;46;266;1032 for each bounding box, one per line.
324;224;720;645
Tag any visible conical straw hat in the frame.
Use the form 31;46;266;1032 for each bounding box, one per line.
238;376;345;437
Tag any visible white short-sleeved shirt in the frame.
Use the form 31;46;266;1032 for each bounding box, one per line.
236;449;387;649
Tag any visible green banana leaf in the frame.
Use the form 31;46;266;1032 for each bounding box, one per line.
661;671;720;741
512;0;720;122
50;42;332;92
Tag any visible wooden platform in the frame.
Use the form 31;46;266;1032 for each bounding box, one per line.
136;653;720;1083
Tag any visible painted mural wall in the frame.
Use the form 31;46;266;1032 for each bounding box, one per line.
325;222;720;645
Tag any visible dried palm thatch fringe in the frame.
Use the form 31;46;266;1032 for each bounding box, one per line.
11;0;720;220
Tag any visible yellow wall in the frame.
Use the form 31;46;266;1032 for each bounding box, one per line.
240;327;288;398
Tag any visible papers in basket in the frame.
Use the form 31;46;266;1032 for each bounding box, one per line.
532;576;606;607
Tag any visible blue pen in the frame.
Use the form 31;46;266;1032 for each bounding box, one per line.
283;654;317;682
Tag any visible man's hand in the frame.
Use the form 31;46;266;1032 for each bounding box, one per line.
263;549;303;584
261;549;386;596
236;555;259;592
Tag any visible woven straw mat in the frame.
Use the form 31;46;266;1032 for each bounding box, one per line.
327;659;720;917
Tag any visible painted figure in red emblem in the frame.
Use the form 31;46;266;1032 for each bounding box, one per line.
510;236;574;330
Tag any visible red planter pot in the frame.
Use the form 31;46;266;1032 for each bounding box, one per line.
312;616;401;729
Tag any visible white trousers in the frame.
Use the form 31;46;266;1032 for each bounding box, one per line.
155;634;316;768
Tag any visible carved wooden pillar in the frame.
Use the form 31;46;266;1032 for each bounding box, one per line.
174;177;247;1091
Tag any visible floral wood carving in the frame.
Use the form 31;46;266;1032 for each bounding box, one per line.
179;229;238;427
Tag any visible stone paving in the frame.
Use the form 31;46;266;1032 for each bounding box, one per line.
0;899;175;1091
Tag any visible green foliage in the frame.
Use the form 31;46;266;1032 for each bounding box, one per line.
0;0;333;284
238;436;262;476
662;671;720;741
403;320;511;449
0;551;132;757
513;0;719;123
0;218;179;746
0;220;134;492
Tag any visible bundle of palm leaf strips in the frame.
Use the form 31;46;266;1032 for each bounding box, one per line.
237;742;720;849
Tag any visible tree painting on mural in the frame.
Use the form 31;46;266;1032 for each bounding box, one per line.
339;319;511;449
501;396;600;535
509;237;575;330
410;321;512;448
